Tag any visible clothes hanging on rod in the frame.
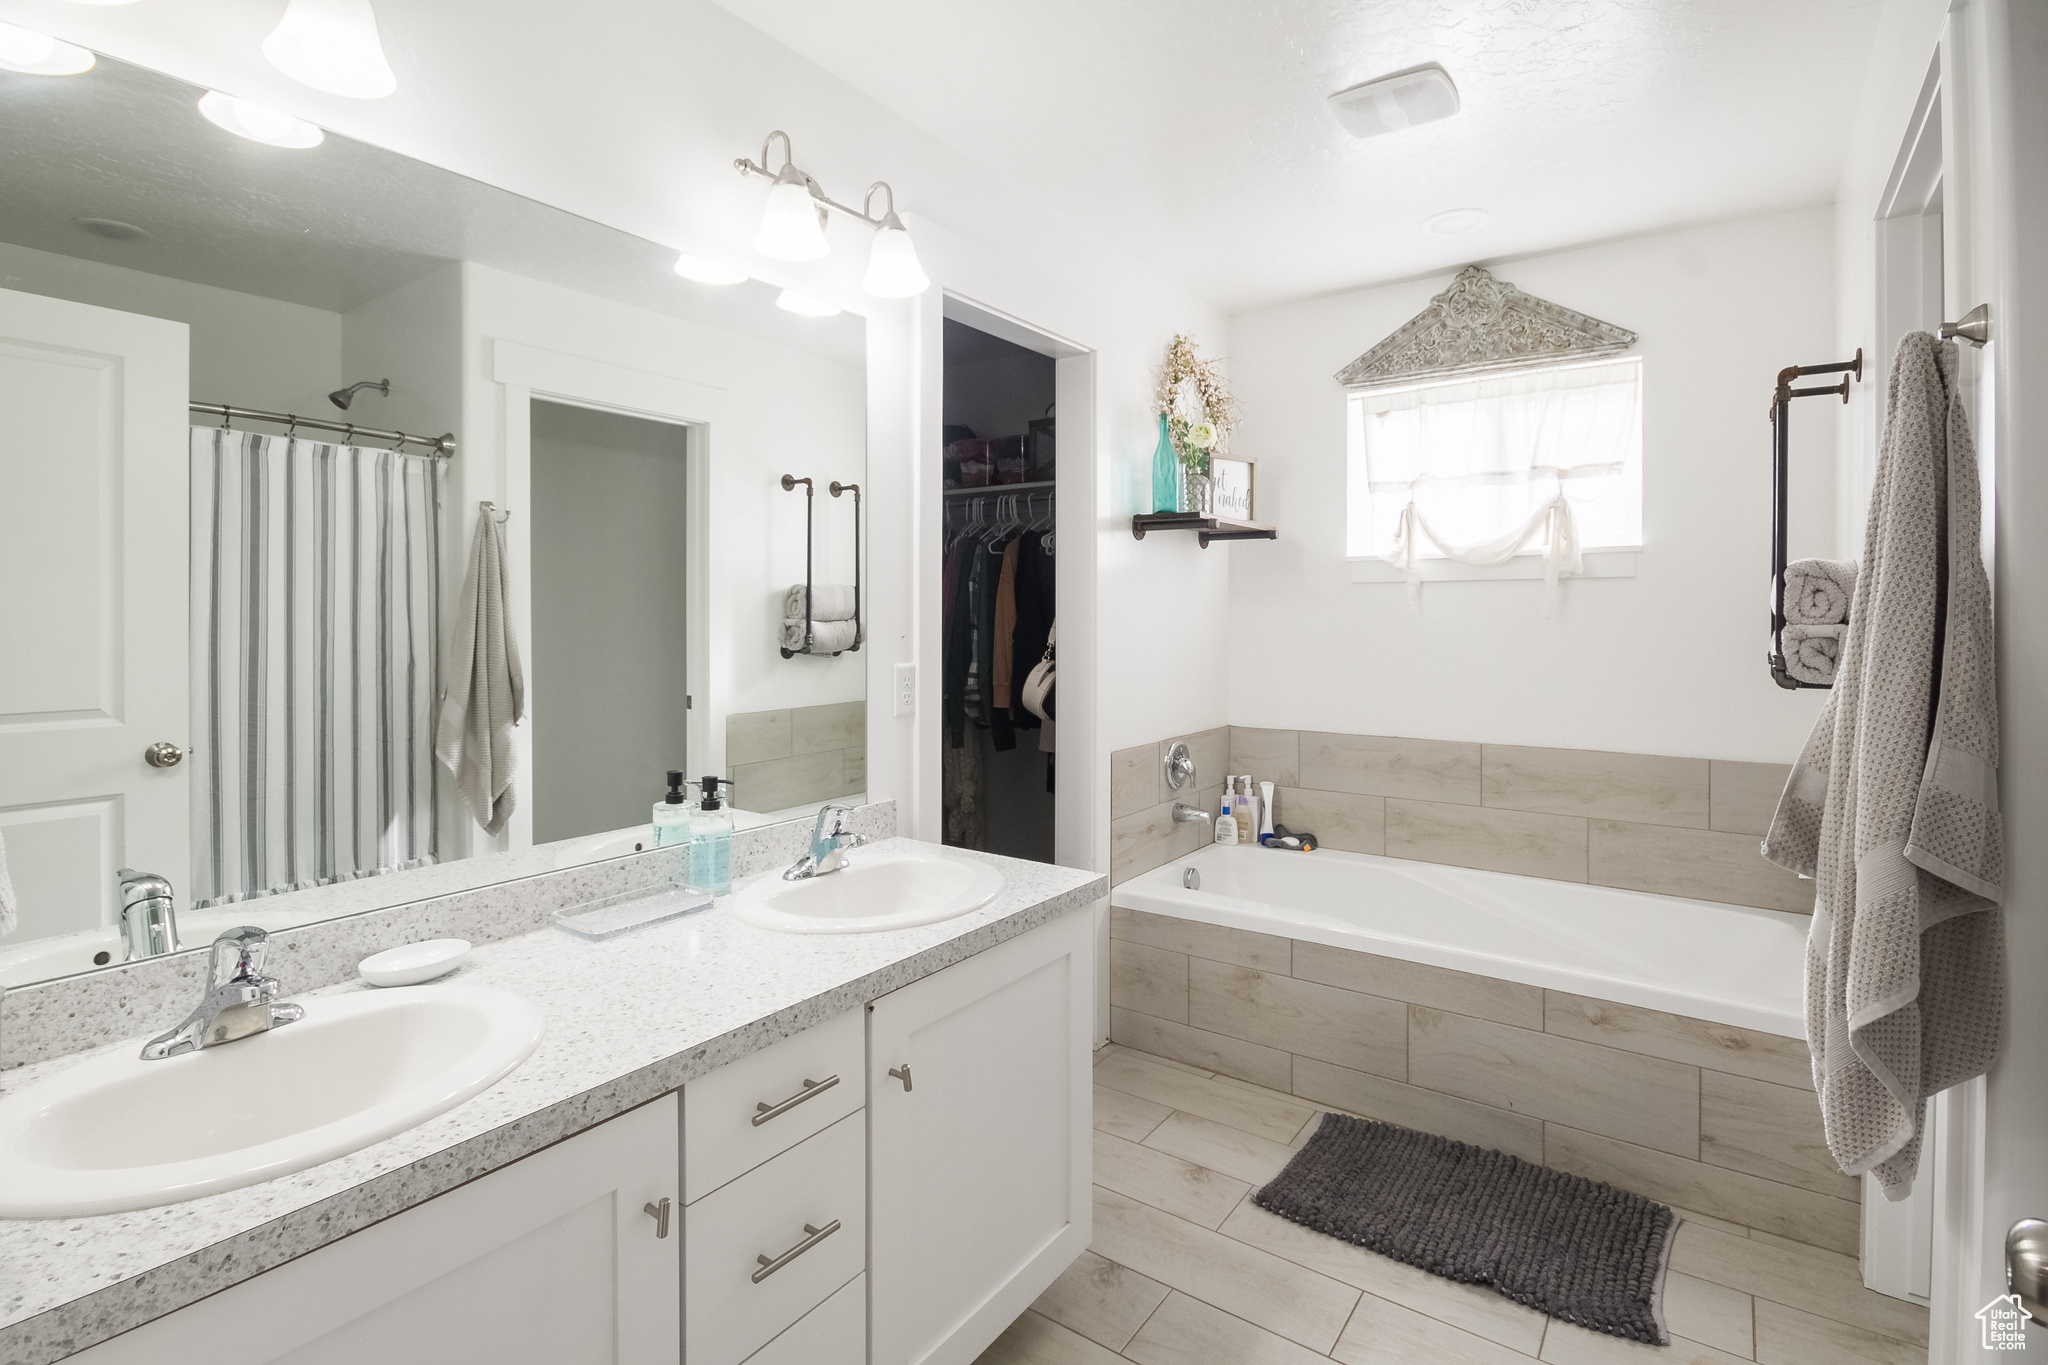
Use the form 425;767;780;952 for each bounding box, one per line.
941;489;1056;818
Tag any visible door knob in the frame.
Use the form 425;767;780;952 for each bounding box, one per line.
144;742;185;768
2008;1219;2048;1324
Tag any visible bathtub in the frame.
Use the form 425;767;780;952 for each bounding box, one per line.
1113;843;1807;1037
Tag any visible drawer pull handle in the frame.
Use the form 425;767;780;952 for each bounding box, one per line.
643;1197;671;1239
888;1064;913;1092
752;1219;841;1283
752;1074;840;1126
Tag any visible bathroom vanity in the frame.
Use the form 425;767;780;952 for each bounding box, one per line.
0;840;1103;1365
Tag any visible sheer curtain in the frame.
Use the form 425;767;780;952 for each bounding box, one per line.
1347;357;1642;592
189;428;443;906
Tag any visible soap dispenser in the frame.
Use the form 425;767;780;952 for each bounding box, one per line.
653;771;691;848
686;776;735;895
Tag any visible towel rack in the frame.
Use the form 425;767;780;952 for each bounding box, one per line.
779;474;863;658
1768;349;1862;690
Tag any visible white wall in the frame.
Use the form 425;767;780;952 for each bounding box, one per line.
1222;208;1839;763
0;238;341;413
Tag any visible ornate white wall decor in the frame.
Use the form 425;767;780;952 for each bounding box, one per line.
1336;265;1637;387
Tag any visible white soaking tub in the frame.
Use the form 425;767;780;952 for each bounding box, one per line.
1112;843;1807;1037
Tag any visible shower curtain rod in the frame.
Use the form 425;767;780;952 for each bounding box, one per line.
190;401;457;456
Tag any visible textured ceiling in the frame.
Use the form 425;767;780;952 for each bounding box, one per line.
711;0;1880;312
0;58;865;362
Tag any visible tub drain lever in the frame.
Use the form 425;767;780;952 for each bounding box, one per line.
1182;867;1201;890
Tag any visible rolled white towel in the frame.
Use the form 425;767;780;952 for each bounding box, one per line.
1778;558;1858;625
1780;623;1845;685
782;617;860;653
782;583;859;623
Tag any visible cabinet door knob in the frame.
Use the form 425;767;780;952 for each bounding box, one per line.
144;742;186;768
642;1197;671;1239
888;1064;913;1092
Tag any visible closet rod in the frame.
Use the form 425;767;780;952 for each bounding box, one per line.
190;401;457;456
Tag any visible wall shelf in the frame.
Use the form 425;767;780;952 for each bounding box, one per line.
1130;512;1278;549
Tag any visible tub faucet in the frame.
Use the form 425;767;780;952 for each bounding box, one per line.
117;868;181;961
1172;803;1212;826
140;926;304;1061
784;802;869;881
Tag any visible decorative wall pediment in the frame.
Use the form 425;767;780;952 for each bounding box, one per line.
1336;265;1637;387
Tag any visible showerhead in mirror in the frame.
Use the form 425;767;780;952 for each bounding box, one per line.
329;378;390;410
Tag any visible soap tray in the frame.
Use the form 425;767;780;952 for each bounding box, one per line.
554;885;715;941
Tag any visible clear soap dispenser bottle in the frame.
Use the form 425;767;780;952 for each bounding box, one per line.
686;776;735;895
653;771;691;848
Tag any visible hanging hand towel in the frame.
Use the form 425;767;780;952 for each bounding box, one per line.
1778;623;1846;686
1762;333;2004;1201
782;617;859;653
782;583;860;623
436;507;525;836
1778;558;1859;625
0;829;15;939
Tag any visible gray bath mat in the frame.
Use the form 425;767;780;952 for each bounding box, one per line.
1253;1113;1678;1344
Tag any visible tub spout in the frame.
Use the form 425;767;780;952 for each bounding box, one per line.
1172;803;1211;826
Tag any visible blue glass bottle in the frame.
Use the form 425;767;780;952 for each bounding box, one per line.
1150;414;1182;513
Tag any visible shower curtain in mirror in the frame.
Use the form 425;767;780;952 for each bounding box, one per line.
189;428;442;907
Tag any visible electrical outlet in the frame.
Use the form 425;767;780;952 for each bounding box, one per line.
893;663;916;717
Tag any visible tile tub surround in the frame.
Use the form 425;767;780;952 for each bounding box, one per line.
0;839;1106;1363
726;700;868;813
1108;726;1808;915
0;801;898;1071
1107;907;1858;1257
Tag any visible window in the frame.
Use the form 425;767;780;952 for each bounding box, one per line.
1346;357;1642;580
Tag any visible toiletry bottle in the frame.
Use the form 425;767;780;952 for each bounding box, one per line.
1240;775;1259;839
1258;780;1277;844
653;771;691;848
686;776;735;895
1215;810;1239;846
1221;777;1238;823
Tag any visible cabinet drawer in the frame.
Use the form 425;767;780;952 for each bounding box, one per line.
741;1273;864;1365
685;1109;866;1365
685;1006;863;1202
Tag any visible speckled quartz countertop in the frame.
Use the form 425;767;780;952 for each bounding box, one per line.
0;840;1104;1363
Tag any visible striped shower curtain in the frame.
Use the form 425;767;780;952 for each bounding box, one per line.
190;428;442;907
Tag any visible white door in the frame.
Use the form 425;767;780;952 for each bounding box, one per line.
72;1093;682;1365
868;911;1093;1365
0;287;189;941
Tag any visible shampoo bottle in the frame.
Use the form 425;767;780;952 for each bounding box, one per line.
653;771;692;848
686;776;735;895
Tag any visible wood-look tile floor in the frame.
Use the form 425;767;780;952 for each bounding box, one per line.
974;1045;1929;1365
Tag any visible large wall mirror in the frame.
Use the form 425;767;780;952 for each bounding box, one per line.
0;52;868;989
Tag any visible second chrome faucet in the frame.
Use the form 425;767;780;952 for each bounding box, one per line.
140;926;303;1061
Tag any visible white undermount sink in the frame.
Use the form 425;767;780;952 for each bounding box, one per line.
729;847;1005;934
0;983;543;1219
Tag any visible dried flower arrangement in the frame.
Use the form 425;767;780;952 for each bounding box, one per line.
1155;333;1238;476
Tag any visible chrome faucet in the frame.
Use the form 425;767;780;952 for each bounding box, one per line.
140;926;304;1061
783;802;869;881
1172;803;1212;826
116;868;181;961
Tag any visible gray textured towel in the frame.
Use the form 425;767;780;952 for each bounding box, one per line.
1780;557;1858;625
782;583;859;623
436;508;525;836
1779;623;1846;686
1763;333;2004;1199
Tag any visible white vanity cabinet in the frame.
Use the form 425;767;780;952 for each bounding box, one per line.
868;911;1095;1365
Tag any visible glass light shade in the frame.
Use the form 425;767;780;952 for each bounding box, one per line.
775;289;841;318
262;0;397;99
861;221;929;297
672;252;747;285
198;92;325;148
753;178;829;261
0;23;95;75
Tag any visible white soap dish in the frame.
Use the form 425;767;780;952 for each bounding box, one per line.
359;938;471;987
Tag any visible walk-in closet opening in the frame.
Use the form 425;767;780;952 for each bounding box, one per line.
942;318;1057;863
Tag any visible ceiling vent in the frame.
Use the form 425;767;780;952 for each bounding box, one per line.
1328;64;1460;139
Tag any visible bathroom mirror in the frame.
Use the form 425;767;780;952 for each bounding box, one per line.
0;52;868;989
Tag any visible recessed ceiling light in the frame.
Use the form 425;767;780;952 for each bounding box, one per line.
1329;63;1459;139
775;289;841;318
62;0;143;6
672;252;748;286
263;0;397;99
1424;208;1488;236
73;217;150;242
198;92;325;148
0;22;95;75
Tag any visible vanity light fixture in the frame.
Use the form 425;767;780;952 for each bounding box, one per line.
1424;207;1488;236
775;289;842;318
0;22;96;75
736;130;931;295
672;251;749;286
262;0;397;99
198;91;325;148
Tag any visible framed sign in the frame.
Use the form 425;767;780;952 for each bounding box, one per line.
1211;458;1255;520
